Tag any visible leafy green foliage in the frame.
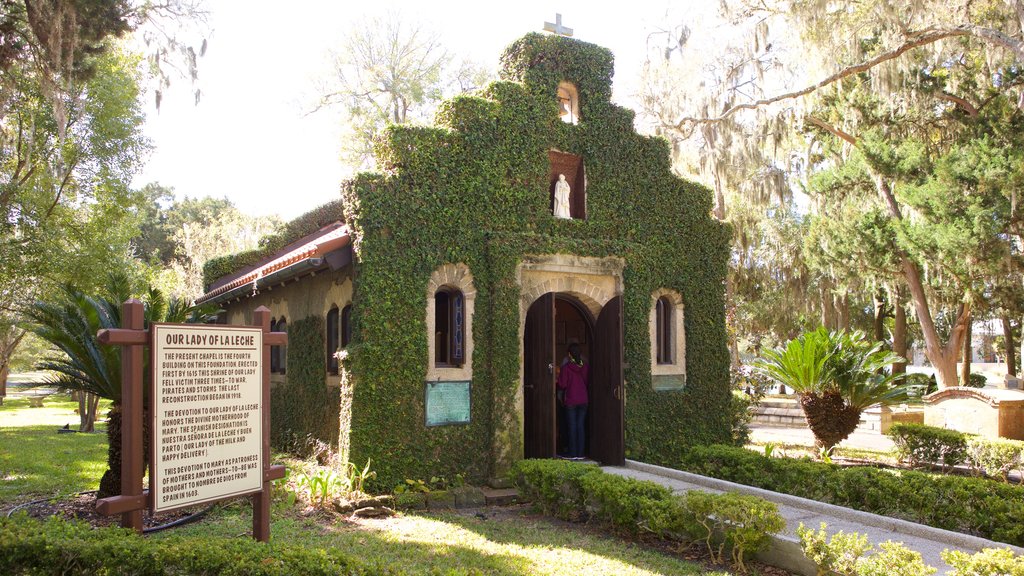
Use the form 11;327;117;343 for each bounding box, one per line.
216;34;732;488
677;444;1024;545
886;423;969;471
0;515;362;576
509;459;784;571
203;200;346;289
943;547;1024;576
270;316;340;452
966;436;1024;483
798;523;936;576
797;522;873;576
755;328;906;449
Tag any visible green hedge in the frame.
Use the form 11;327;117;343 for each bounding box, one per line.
270;315;340;453
508;459;784;570
887;423;969;470
677;444;1024;546
0;515;366;575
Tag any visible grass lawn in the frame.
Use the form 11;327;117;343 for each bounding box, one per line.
161;501;727;576
0;395;111;506
2;391;729;575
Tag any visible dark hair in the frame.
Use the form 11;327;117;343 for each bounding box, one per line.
567;343;581;363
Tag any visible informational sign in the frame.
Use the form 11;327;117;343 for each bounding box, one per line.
425;380;471;426
151;324;263;513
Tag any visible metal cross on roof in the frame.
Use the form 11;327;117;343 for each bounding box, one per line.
543;13;573;37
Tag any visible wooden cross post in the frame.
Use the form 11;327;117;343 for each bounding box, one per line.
543;13;574;37
253;306;286;542
95;299;147;533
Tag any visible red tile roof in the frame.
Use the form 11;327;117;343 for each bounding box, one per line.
198;225;350;304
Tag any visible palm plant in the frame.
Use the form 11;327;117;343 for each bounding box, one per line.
755;328;906;451
24;272;217;498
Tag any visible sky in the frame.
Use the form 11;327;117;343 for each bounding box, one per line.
133;1;692;220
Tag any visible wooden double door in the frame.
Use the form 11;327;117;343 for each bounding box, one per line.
523;293;624;465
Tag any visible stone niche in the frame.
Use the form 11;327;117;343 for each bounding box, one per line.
548;150;585;219
924;387;1024;440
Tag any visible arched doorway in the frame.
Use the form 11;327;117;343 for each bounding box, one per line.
523;292;624;464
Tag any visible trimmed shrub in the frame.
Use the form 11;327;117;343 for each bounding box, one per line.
509;459;785;571
677;444;1024;546
0;515;364;576
886;423;968;471
966;436;1024;483
797;522;872;576
965;373;988;388
943;547;1024;576
506;458;596;518
856;541;936;576
901;373;931;398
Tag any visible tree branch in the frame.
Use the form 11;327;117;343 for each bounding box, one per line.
937;91;979;116
668;24;1024;133
805;116;857;145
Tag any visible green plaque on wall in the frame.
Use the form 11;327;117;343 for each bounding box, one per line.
425;381;471;426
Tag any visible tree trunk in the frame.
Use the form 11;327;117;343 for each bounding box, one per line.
960;311;973;386
0;329;25;406
873;288;886;343
78;391;98;432
868;173;969;388
1003;315;1017;377
892;285;907;379
821;278;837;330
799;391;862;451
98;405;122;499
836;292;850;331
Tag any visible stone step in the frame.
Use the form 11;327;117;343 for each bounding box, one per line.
481;487;519;506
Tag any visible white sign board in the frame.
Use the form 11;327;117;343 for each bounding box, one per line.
151;324;263;513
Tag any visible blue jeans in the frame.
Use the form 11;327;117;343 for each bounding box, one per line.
565;404;587;458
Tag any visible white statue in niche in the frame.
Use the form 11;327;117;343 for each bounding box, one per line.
553;174;571;219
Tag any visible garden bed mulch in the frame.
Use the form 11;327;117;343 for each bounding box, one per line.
7;492;205;531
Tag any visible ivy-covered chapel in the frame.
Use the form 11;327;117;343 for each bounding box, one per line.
198;33;732;488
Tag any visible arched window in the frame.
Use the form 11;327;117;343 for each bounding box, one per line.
650;290;685;390
656;297;673;364
341;304;353;348
434;289;464;367
276;317;287;375
270;318;280;373
557;81;579;124
327;306;340;375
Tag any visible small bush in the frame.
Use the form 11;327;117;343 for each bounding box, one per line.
966;437;1024;483
797;522;871;576
509;459;785;571
578;468;673;533
0;515;363;576
800;523;1024;576
886;423;968;470
901;373;931;398
943;547;1024;576
507;459;596;518
856;541;936;576
965;373;988;388
712;492;785;571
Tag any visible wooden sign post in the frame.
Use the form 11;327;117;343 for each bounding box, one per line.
95;304;285;542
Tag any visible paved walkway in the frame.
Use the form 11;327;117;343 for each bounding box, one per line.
748;423;896;453
604;460;1024;575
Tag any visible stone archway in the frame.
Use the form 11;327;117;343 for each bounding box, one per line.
514;254;625;465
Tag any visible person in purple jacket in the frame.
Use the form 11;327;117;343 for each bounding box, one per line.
557;342;589;460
